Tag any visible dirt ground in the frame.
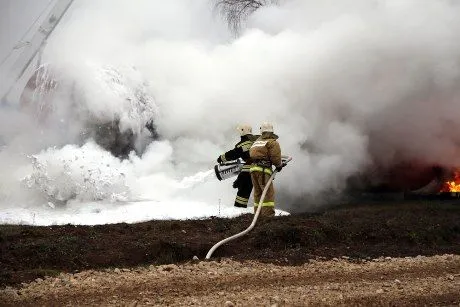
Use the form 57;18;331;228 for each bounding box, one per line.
1;255;460;306
1;201;460;305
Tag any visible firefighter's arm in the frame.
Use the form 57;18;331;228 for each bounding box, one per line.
267;140;282;169
218;147;243;163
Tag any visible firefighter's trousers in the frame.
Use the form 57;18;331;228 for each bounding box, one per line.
234;171;253;208
250;168;275;217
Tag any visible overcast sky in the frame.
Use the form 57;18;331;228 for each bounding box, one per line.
0;0;56;63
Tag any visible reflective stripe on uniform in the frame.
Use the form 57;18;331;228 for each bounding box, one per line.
250;166;273;175
254;201;275;207
251;140;268;148
241;165;251;172
237;141;253;152
235;196;249;205
220;154;227;162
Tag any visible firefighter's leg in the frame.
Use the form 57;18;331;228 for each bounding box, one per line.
259;172;275;217
251;171;262;211
261;173;276;217
234;172;252;208
252;171;275;217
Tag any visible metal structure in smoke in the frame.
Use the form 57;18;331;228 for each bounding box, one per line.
0;0;159;158
19;62;159;158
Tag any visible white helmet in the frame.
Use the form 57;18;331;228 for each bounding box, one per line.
236;124;252;136
260;122;274;133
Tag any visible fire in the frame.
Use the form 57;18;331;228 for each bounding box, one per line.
441;169;460;192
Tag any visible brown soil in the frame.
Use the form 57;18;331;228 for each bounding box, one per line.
1;201;459;305
1;255;459;306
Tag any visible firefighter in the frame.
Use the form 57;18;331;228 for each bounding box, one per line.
249;122;283;217
217;124;258;208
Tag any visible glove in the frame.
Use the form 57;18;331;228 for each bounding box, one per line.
275;165;283;172
217;156;223;164
232;178;239;189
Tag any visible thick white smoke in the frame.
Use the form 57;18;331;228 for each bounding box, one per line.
3;0;460;219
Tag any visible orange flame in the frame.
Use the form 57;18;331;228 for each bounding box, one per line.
441;170;460;192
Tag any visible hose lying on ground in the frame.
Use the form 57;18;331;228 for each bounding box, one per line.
205;157;292;259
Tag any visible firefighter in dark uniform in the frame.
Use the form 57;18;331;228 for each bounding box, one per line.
217;124;258;208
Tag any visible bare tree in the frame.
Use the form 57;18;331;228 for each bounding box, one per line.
214;0;278;34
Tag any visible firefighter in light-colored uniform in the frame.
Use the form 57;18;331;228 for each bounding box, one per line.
249;122;283;217
217;124;258;208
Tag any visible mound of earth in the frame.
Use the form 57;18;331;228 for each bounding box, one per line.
1;201;459;289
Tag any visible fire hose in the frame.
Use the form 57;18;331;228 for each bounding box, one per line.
205;157;292;259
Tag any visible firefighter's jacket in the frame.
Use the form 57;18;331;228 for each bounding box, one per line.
219;134;259;172
249;132;282;174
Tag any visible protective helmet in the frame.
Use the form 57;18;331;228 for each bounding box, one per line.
260;122;274;133
236;124;252;136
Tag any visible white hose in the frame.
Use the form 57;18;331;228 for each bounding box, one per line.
205;157;292;259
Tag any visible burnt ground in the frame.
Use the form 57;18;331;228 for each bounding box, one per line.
1;200;459;288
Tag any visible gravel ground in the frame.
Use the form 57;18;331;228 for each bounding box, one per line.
1;254;459;306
